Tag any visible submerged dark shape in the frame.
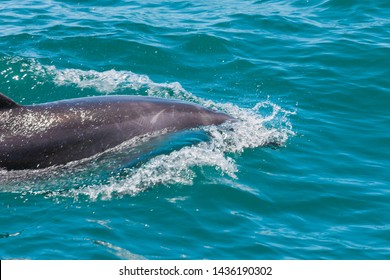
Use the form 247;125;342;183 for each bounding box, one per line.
0;92;232;170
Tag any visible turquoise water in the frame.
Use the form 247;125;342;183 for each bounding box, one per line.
0;0;389;260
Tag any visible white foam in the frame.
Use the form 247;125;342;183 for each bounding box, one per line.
49;67;154;93
0;58;295;200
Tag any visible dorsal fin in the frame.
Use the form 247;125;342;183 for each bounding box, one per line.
0;92;20;109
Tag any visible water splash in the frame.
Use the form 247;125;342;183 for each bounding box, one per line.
0;57;295;200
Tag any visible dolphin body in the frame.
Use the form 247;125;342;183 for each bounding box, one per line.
0;92;231;170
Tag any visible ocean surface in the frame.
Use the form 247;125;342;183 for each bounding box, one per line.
0;0;389;260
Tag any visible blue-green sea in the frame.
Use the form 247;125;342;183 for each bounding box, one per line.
0;0;389;260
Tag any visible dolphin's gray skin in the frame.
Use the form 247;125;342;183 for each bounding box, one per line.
0;92;231;170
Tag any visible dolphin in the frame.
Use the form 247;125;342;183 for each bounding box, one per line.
0;92;231;170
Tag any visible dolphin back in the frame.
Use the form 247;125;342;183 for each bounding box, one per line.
0;93;232;170
0;92;20;109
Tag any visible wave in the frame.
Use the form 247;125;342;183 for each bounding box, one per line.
0;57;295;200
